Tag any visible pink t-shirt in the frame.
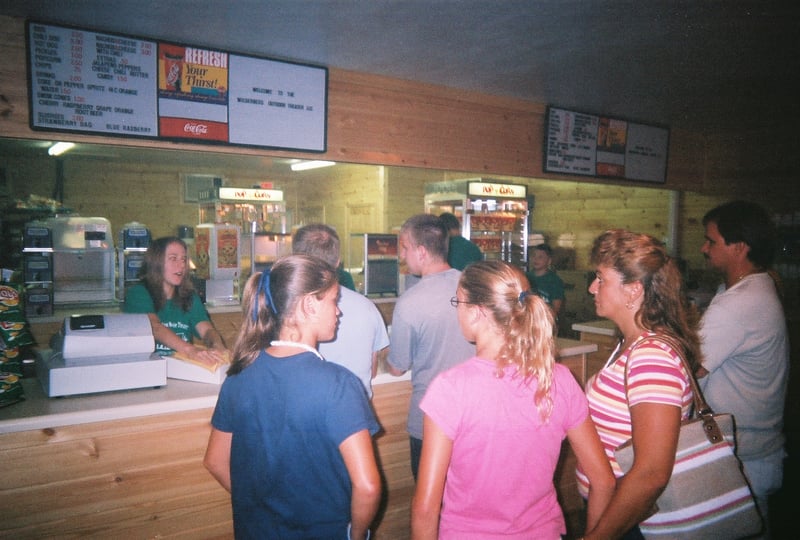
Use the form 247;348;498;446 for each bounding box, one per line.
420;357;588;539
576;334;692;498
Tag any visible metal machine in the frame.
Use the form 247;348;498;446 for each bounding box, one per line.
197;186;290;304
47;216;117;305
424;178;530;271
37;313;166;397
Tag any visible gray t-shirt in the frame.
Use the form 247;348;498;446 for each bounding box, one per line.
699;273;789;461
387;268;475;438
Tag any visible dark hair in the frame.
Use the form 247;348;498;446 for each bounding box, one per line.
439;212;461;232
459;260;556;420
703;200;777;269
228;254;337;375
292;223;341;268
591;229;701;372
531;243;553;257
401;214;448;260
140;236;194;312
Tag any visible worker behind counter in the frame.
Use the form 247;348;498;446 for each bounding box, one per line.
526;243;565;319
439;212;483;271
123;236;228;367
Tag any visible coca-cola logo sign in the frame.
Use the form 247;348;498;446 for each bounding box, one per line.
184;123;209;134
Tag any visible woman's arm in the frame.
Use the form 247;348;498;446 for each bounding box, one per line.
146;313;196;356
584;402;681;539
566;416;615;531
411;415;453;540
203;428;232;492
197;320;226;350
340;429;382;540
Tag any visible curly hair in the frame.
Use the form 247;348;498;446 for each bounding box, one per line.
459;260;557;421
590;229;702;372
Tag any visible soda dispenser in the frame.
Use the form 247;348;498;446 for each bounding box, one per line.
117;221;151;301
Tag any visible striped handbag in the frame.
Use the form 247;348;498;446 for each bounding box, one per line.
614;337;763;539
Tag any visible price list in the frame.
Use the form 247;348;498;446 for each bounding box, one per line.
545;108;598;175
27;20;327;152
544;106;668;183
28;23;158;136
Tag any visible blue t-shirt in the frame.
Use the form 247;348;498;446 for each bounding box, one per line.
122;283;209;355
212;350;380;539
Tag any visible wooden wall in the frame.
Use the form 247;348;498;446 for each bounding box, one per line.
0;14;794;273
2;13;797;211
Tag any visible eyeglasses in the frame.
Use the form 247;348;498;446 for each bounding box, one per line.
450;296;476;308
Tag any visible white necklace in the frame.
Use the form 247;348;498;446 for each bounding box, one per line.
270;340;324;361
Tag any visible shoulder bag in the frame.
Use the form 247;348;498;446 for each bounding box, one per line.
614;336;763;539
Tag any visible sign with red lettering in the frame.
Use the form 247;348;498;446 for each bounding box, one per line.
26;20;327;152
466;181;527;199
27;22;158;136
544;106;669;183
157;43;229;142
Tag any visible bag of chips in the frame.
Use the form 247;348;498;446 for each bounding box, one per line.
0;284;35;349
0;371;24;408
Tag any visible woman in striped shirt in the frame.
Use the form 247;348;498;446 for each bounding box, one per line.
576;229;701;540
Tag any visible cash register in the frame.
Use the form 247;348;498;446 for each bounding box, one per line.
38;313;167;397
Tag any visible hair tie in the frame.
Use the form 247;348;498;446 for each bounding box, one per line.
252;270;277;322
518;290;530;304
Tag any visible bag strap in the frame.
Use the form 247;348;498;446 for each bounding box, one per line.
623;334;723;444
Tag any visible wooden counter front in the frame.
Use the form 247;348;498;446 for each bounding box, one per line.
0;379;413;539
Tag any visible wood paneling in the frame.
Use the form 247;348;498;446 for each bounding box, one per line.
0;380;415;539
5;12;796;208
0;408;233;539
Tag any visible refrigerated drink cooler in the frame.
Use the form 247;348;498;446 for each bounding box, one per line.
424;178;529;271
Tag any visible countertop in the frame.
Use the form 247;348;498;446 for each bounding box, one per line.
0;338;590;435
556;337;598;357
26;302;242;325
0;377;221;434
571;319;619;337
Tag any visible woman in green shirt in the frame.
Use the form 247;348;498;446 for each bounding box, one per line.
123;236;227;367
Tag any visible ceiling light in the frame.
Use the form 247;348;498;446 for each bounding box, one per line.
290;160;335;171
48;142;75;156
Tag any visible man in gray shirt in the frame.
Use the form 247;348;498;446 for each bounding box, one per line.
696;201;789;535
387;214;475;479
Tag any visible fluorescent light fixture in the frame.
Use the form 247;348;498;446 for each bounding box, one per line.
48;142;75;156
290;160;336;171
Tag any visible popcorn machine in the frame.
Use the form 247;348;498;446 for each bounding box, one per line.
424;178;529;270
197;186;291;304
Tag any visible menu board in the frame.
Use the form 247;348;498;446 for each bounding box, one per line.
544;106;669;183
27;22;158;136
26;21;327;152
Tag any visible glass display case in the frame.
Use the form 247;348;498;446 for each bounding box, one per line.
198;186;290;298
424;178;529;270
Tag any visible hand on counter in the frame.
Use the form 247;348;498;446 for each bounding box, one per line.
172;345;231;373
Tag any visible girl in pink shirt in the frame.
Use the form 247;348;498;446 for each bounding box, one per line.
412;261;615;539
